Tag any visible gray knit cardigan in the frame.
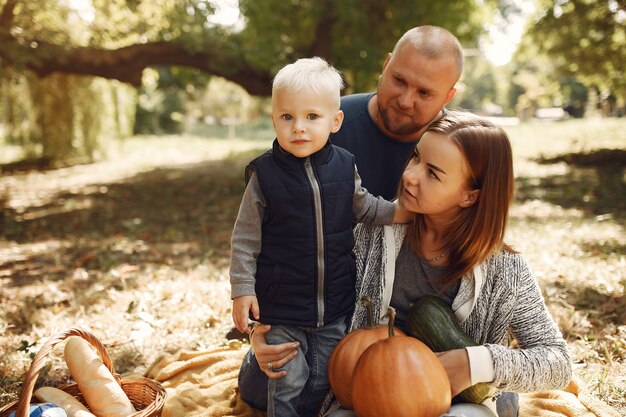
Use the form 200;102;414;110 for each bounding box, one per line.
319;223;572;416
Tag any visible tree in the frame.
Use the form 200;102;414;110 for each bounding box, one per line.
507;41;565;119
452;58;500;114
0;0;273;94
0;0;497;95
0;0;501;162
527;0;625;107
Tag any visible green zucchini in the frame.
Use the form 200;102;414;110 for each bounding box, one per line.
407;295;497;404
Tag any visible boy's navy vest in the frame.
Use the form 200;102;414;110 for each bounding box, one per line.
246;139;356;327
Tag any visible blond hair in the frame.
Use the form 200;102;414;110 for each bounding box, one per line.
272;57;344;109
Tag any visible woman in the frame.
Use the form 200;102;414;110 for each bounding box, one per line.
238;111;572;417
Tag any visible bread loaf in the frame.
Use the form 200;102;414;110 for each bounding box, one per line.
33;387;96;417
63;336;136;417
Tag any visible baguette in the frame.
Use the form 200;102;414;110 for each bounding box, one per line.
33;387;96;417
64;336;136;417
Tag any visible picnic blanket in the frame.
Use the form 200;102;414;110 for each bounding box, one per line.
143;344;620;417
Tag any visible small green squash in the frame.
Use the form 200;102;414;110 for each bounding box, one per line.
406;295;497;404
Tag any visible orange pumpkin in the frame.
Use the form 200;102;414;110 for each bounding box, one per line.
351;308;451;417
328;298;405;409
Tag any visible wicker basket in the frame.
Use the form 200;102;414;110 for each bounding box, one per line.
0;327;166;417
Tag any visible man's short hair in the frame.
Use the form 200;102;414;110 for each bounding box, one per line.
394;26;464;81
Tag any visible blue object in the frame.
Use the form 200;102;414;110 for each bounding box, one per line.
8;403;67;417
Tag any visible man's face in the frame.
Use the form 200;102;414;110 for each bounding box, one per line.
376;42;458;137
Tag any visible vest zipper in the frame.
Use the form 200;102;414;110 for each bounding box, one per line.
304;157;325;327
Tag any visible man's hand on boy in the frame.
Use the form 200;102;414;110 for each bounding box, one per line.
233;295;260;334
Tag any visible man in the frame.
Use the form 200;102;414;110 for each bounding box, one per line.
331;25;463;200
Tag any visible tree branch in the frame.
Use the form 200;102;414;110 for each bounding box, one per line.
0;35;274;96
0;0;19;30
307;0;336;59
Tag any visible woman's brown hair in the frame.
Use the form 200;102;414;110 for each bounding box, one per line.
403;110;516;285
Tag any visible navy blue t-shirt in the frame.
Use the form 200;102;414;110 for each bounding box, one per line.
330;93;416;200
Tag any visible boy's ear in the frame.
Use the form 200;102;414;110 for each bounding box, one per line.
331;110;344;133
460;189;480;208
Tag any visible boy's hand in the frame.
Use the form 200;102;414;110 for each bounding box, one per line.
233;295;260;334
393;200;413;224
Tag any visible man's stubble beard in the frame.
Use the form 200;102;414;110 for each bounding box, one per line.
378;103;425;136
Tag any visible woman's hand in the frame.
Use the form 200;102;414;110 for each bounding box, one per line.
436;349;472;397
250;324;300;379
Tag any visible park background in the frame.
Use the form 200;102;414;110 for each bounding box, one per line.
0;0;624;413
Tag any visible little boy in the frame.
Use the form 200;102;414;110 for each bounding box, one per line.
229;57;409;417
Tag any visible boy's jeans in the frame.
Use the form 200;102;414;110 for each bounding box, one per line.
238;316;346;417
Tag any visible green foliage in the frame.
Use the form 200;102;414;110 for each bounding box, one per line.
1;71;137;162
561;77;588;118
134;67;210;134
86;0;190;48
29;74;75;160
0;70;36;150
528;0;625;105
134;71;271;136
239;0;495;92
0;1;138;162
1;0;506;161
507;38;566;118
451;58;500;114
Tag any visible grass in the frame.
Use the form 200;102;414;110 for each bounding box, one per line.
0;117;625;412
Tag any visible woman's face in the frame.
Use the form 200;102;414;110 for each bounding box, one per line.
400;132;478;218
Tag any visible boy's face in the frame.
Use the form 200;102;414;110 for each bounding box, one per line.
271;87;344;158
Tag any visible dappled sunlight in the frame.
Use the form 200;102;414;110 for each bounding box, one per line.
509;199;584;220
514;164;624;220
501;119;626;410
1;137;271;212
0;258;233;397
509;202;624;295
507;195;625;409
1;122;625;409
505;119;626;161
0;0;623;409
514;160;569;179
114;135;272;166
0;239;72;283
15;196;95;222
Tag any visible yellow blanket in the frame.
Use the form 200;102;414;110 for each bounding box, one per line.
144;345;620;417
